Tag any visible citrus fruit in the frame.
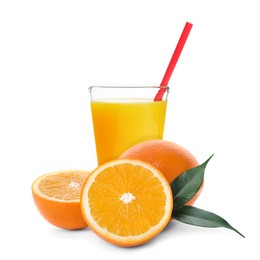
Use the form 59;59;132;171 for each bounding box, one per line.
120;140;201;206
32;170;90;230
81;159;173;247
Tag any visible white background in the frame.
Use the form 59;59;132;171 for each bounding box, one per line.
0;0;259;259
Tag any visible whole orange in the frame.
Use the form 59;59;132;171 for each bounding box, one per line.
119;140;202;206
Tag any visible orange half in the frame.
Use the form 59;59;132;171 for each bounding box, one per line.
81;159;173;247
32;170;90;230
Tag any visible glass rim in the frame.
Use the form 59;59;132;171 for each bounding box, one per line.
88;85;170;102
88;85;169;91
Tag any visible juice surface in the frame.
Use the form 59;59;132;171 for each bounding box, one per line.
91;99;167;164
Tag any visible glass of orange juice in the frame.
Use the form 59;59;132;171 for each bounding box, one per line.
89;86;169;165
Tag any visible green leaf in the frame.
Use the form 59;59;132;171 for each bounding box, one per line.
172;206;245;238
171;154;213;211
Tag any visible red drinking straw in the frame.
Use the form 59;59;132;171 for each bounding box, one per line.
154;22;193;101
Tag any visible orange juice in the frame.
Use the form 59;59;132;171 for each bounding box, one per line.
91;99;167;164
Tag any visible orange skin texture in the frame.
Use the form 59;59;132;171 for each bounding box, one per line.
120;140;203;206
32;190;87;230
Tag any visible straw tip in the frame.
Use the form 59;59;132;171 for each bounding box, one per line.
186;22;193;28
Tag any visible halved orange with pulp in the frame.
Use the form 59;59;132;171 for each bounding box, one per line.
81;159;173;247
32;170;90;230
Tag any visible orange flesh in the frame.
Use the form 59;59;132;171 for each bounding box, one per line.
38;172;88;200
87;163;167;236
